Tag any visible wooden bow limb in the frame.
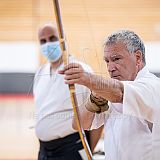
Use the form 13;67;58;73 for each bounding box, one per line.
52;0;92;159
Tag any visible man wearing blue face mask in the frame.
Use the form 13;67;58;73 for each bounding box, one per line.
33;24;104;160
41;41;62;62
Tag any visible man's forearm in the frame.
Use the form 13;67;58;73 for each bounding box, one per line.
87;74;124;103
59;63;123;103
89;125;104;152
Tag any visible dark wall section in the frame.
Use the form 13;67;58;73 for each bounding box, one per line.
0;73;35;94
0;72;159;94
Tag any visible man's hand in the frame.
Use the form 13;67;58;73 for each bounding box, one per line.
58;63;91;87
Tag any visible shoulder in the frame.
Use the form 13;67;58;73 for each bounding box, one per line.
33;63;50;89
34;63;50;78
122;70;160;94
136;71;160;87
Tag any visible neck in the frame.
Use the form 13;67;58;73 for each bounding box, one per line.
138;63;145;72
50;56;63;71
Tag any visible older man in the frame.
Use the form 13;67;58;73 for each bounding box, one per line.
33;24;103;160
59;30;160;160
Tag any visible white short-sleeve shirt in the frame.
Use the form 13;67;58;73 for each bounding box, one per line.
33;56;92;141
91;67;160;160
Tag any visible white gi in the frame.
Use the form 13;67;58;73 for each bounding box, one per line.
33;56;92;141
91;66;160;160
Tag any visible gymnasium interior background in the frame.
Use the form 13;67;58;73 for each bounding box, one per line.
0;0;160;159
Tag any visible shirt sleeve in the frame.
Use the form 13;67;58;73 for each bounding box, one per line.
90;112;105;130
33;70;39;96
33;64;46;96
122;77;160;123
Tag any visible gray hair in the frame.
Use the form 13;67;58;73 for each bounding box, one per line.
104;30;146;64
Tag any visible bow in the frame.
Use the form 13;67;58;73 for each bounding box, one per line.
52;0;92;159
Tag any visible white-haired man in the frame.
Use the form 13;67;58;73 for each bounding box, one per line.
59;30;160;160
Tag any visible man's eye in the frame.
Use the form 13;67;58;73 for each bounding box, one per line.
105;59;109;63
113;57;120;62
50;36;58;42
40;39;46;44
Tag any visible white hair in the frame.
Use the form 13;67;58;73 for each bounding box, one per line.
104;30;146;64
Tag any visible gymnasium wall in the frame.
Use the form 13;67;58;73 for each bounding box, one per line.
0;0;160;93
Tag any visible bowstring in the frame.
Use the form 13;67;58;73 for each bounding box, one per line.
81;0;102;76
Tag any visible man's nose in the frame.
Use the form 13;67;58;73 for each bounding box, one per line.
46;39;51;42
107;62;116;72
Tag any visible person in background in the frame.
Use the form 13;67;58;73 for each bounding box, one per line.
60;30;160;160
33;23;103;160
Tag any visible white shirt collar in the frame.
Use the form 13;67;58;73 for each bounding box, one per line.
135;66;149;80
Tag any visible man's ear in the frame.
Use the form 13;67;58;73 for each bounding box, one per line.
135;50;143;65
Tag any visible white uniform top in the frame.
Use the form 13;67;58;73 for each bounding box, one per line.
91;67;160;160
33;56;92;141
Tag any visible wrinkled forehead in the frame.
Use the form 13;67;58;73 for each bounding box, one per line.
38;25;58;39
104;42;129;58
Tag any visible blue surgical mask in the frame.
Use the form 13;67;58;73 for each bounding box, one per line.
40;41;62;62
